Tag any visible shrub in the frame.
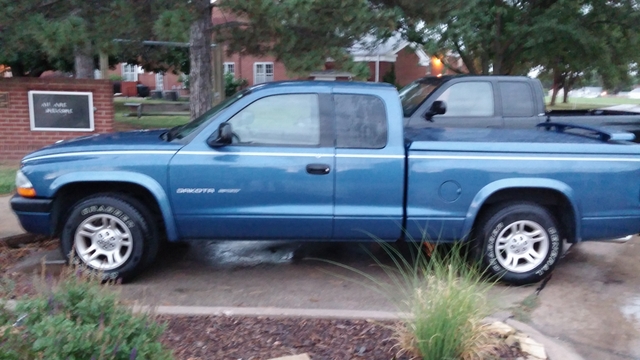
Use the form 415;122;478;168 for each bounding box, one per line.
320;242;495;360
0;267;173;360
225;73;248;97
396;245;494;360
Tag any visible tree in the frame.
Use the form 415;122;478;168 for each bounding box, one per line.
156;0;397;119
377;0;640;105
155;1;214;120
0;0;169;78
533;0;640;104
373;0;538;75
214;0;397;75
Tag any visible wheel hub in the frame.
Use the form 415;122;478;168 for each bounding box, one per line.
494;219;550;273
95;229;117;251
74;213;134;271
509;234;531;255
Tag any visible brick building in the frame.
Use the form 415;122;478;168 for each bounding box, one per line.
106;9;449;93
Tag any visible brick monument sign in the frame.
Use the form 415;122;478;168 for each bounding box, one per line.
0;78;114;162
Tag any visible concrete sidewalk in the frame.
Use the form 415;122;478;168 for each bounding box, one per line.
0;195;23;239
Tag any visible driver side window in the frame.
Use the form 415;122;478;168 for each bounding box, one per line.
436;82;494;117
228;94;320;146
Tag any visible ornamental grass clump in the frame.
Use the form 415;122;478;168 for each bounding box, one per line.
395;244;496;360
0;264;173;360
319;241;496;360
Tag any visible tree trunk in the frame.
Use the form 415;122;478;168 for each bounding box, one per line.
74;46;94;79
550;86;559;107
189;0;213;120
9;63;25;77
493;1;502;75
563;75;577;104
550;70;565;107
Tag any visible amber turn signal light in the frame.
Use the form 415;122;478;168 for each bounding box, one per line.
17;187;36;198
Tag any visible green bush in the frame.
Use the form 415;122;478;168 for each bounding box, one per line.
108;74;124;82
225;73;248;97
0;268;173;360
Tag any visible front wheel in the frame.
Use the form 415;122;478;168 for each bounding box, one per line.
60;194;156;282
475;202;562;285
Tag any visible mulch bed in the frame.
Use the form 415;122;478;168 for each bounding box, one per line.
2;238;526;360
0;237;59;298
159;315;525;360
160;316;408;360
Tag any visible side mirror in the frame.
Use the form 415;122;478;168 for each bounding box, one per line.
207;123;233;147
424;100;447;122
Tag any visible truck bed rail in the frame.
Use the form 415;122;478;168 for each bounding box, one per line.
536;122;635;142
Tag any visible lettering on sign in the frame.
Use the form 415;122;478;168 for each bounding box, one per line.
28;91;94;131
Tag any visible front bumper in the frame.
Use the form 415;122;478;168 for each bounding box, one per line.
10;195;53;235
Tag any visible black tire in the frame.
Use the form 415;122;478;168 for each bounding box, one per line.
474;202;562;285
60;194;158;282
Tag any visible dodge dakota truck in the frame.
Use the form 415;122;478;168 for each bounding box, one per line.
402;75;640;138
10;81;640;285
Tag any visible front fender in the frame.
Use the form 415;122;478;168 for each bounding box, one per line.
461;178;581;241
49;171;178;241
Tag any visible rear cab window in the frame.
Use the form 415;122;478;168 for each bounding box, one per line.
334;94;388;149
499;82;536;117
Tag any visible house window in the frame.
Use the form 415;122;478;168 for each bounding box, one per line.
122;63;141;81
254;62;274;84
224;62;235;76
155;73;164;91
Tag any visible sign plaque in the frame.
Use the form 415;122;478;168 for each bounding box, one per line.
28;91;94;131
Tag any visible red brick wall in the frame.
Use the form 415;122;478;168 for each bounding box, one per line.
365;61;393;83
395;48;428;87
224;52;294;86
0;78;114;163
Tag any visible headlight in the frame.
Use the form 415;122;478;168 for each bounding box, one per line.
16;170;36;198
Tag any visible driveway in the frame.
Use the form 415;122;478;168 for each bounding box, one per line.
117;238;640;360
531;239;640;360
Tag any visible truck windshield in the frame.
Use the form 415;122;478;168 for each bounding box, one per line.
399;77;445;117
167;90;249;141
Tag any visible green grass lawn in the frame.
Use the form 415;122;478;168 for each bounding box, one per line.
113;97;190;130
114;114;190;129
0;167;17;195
545;96;640;111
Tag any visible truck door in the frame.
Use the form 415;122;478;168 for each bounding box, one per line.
169;92;335;240
332;92;405;240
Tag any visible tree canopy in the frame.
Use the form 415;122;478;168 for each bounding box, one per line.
379;0;640;103
3;0;640;111
0;0;186;78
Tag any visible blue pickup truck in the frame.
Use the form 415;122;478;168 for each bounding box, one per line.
10;81;640;285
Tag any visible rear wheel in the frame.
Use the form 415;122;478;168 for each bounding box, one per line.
475;202;562;285
60;194;158;282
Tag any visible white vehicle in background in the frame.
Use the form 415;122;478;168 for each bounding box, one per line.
629;88;640;99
